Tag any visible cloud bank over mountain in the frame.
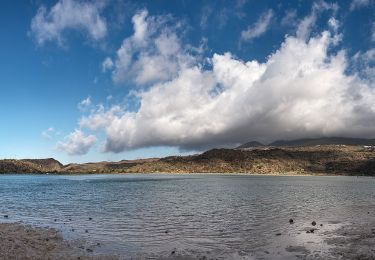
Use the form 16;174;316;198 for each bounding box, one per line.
69;7;375;154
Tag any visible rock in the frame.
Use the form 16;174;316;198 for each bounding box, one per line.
289;219;294;224
312;221;317;226
4;215;8;218
54;219;57;222
310;228;315;233
96;242;101;246
275;233;282;236
85;230;89;233
89;217;93;220
320;224;323;227
171;250;176;255
165;230;169;234
86;248;93;253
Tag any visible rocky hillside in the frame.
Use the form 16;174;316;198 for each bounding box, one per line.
1;145;375;175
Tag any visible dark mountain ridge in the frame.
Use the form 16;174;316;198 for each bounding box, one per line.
237;137;375;149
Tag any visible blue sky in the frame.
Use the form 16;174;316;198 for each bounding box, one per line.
0;0;374;164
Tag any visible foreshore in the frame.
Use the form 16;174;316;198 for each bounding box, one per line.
2;212;375;259
0;223;115;260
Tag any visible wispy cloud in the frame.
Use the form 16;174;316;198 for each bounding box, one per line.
350;0;373;11
42;127;60;140
281;9;297;27
78;96;92;111
30;0;107;46
241;10;273;42
56;129;96;155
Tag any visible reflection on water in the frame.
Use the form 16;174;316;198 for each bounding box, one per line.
0;174;375;258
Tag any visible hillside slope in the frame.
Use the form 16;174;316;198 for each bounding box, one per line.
0;145;374;175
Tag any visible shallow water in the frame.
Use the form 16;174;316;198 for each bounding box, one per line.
1;174;375;259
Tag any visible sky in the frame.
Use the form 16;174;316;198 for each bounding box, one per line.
0;0;375;164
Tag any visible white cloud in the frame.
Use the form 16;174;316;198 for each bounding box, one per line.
296;1;338;40
78;96;92;111
352;48;375;83
71;8;375;154
30;0;107;46
80;30;375;153
241;10;273;41
104;10;196;86
350;0;373;10
102;57;114;72
42;127;58;140
56;129;96;155
281;9;297;27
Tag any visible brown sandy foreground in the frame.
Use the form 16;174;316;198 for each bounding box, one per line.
0;223;117;260
2;218;375;260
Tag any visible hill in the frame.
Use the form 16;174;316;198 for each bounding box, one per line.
0;145;374;175
236;141;264;149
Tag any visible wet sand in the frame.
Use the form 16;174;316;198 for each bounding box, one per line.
0;223;117;260
2;219;375;260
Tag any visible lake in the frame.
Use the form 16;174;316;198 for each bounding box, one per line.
1;174;375;259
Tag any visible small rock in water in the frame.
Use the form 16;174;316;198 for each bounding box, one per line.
71;229;75;232
289;219;294;224
312;221;317;226
96;242;101;246
85;230;89;233
89;217;93;220
306;230;311;234
3;215;8;218
320;224;323;227
310;228;315;233
171;250;176;255
54;219;57;222
86;248;93;253
165;230;169;234
275;233;282;236
68;218;72;221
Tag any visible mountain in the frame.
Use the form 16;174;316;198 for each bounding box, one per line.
236;141;264;149
269;137;375;147
0;145;374;175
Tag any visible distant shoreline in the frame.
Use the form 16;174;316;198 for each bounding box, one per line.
0;171;374;177
1;144;374;176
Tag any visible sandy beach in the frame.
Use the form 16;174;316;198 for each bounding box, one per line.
2;218;375;260
0;223;115;260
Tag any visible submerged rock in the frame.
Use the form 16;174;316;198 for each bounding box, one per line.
289;219;294;224
312;221;317;226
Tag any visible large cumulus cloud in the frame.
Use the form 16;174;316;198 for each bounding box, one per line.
76;9;375;154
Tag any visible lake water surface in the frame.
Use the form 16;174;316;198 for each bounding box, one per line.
1;174;375;259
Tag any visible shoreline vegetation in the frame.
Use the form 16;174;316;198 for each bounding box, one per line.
0;144;374;176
